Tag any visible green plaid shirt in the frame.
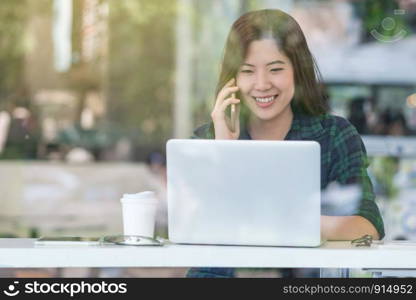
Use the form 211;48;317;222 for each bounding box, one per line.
191;113;385;239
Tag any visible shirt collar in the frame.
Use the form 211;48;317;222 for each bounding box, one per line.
239;113;325;140
286;113;325;140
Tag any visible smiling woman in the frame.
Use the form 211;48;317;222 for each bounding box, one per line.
209;9;327;141
189;9;384;278
236;39;295;140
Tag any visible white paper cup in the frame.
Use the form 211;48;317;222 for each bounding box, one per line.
120;191;158;238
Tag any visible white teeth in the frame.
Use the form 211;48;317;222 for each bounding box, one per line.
255;96;275;103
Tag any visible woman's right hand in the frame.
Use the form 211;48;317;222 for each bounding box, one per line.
210;78;241;140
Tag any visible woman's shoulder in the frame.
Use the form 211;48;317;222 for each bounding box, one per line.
295;113;359;138
317;113;359;134
317;114;365;153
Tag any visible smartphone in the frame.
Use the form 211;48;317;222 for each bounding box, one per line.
230;79;239;132
35;236;101;246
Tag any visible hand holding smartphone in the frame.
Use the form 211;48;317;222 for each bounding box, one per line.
211;78;240;139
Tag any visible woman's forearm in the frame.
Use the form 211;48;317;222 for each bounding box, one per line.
321;215;380;241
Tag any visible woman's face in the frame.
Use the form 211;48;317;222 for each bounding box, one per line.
236;39;295;122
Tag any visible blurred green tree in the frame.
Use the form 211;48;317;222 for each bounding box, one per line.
0;0;29;109
107;0;176;158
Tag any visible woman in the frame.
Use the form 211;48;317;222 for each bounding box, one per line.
188;9;384;278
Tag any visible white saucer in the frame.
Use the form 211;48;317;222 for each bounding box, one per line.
101;235;164;246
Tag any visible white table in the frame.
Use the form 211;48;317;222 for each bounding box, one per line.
1;239;415;276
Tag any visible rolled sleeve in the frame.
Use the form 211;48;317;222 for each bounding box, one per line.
329;121;385;239
190;123;214;139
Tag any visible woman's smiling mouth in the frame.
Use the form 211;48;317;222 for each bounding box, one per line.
253;95;278;108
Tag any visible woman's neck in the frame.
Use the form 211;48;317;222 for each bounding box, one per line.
248;108;294;140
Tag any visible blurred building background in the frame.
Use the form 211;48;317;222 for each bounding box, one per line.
0;0;415;277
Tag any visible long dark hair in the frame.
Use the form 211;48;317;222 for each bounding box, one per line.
216;9;328;120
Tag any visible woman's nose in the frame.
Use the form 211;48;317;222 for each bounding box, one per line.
254;72;272;91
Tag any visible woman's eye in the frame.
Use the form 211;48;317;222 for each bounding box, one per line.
271;68;283;72
240;69;253;74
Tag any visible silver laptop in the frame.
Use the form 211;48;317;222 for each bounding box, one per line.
166;139;321;247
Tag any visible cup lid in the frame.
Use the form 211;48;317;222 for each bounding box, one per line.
120;191;157;203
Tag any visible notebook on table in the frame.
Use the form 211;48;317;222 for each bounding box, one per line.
166;139;322;247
